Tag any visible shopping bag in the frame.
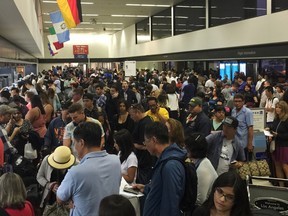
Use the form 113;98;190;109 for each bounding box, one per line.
24;142;37;160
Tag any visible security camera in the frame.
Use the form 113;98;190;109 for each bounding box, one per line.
103;27;106;31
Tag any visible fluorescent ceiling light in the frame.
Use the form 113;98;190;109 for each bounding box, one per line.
106;28;122;30
111;15;148;18
153;16;171;18
175;16;188;19
126;4;169;7
44;21;52;23
83;14;99;16
42;0;94;4
42;13;49;15
176;5;205;9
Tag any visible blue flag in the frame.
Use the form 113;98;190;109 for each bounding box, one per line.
50;10;70;43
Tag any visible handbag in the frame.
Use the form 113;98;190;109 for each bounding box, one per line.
24;142;37;160
269;140;275;153
43;202;69;216
238;155;271;180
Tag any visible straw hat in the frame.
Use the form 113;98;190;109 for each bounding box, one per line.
48;146;75;169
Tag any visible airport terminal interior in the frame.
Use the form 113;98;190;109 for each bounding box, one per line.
0;0;288;215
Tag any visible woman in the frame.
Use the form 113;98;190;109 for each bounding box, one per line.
25;95;47;145
0;172;35;216
47;87;61;112
6;106;33;155
269;101;288;186
192;172;252;216
166;83;179;120
208;88;223;112
111;99;134;133
114;129;138;184
24;91;35;110
185;133;218;206
39;92;54;126
242;84;257;108
166;118;185;148
37;146;75;208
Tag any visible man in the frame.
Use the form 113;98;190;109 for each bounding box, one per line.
231;93;254;157
181;77;196;109
63;103;104;157
95;84;107;110
185;97;211;136
237;76;246;93
129;103;154;184
121;80;137;105
44;102;72;152
264;86;278;128
0;105;17;166
145;97;169;123
211;105;225;132
57;122;121;216
71;87;84;106
83;93;99;120
10;87;27;105
259;80;271;108
206;116;245;175
105;84;122;123
134;122;186;216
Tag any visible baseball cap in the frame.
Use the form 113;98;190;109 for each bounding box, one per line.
223;116;238;128
0;104;17;115
188;97;202;107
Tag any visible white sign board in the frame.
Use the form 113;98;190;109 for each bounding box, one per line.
124;61;136;77
251;108;266;131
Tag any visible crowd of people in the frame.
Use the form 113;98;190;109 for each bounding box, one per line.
0;66;287;215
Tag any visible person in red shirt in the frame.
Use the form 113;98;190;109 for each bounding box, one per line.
0;172;35;216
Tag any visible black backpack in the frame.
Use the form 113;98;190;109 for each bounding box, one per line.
161;157;198;215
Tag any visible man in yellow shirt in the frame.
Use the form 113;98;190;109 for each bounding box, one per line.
145;97;169;123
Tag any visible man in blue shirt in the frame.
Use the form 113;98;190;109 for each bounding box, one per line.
231;93;254;159
57;122;121;216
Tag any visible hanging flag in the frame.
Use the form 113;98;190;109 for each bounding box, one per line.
57;0;83;29
50;10;70;43
48;43;58;56
47;28;64;50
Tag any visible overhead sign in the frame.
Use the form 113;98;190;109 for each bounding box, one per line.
73;45;89;55
74;54;87;59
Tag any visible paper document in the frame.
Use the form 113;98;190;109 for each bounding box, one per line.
264;130;273;137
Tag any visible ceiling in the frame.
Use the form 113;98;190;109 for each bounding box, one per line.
41;0;184;34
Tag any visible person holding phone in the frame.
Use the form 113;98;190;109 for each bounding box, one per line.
206;116;245;175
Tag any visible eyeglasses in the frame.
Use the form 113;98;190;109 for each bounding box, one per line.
215;187;235;202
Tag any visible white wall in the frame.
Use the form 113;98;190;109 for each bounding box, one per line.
43;33;111;59
110;10;288;58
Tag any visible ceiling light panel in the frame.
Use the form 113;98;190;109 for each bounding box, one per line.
126;4;170;7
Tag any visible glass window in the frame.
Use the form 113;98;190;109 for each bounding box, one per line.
272;0;288;13
136;18;150;44
152;8;172;40
174;0;206;35
209;0;266;27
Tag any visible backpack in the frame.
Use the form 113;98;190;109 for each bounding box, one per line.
161;157;198;214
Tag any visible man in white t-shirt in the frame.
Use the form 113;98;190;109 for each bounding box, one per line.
265;86;278;128
206;116;245;175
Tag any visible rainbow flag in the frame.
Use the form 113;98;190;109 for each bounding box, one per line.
57;0;83;29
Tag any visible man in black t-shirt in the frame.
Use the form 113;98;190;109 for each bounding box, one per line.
129;103;154;184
